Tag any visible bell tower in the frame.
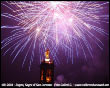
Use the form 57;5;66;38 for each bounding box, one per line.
40;49;54;85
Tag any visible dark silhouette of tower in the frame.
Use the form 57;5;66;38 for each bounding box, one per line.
40;49;54;86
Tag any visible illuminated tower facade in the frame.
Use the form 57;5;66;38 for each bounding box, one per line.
40;49;54;85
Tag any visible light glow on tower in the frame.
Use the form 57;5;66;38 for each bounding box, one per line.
45;49;50;62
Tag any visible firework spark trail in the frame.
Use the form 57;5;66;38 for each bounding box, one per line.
1;1;109;70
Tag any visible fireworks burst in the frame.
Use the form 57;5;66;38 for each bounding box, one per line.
1;1;109;70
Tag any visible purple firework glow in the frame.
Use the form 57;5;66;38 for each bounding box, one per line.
1;1;109;71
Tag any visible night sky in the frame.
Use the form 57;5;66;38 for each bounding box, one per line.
1;1;109;85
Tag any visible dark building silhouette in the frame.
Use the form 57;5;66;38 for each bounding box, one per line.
40;49;54;85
